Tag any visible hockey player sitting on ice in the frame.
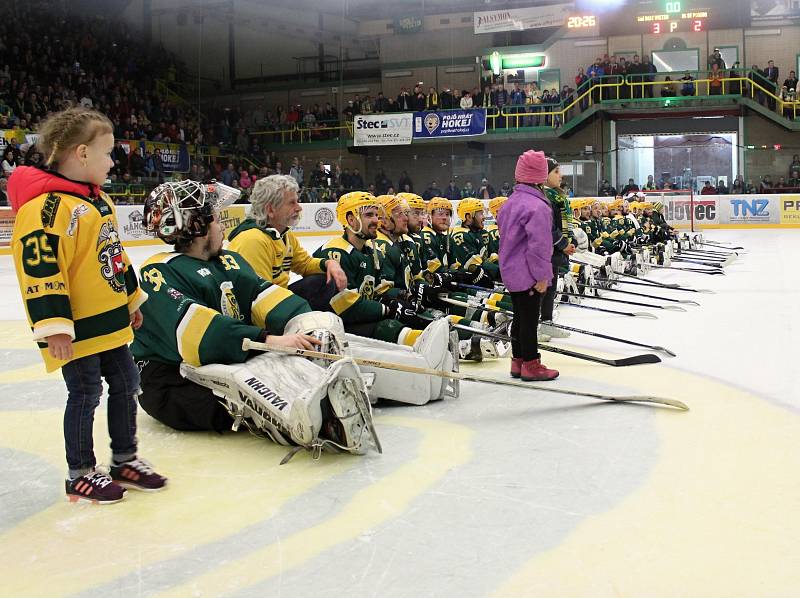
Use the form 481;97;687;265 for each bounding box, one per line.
225;179;456;401
310;192;459;404
226;174;349;309
396;192;427;256
131;180;381;456
485;196;507;258
371;193;506;362
450;198;501;285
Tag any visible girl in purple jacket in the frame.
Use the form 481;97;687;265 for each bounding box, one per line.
497;150;559;381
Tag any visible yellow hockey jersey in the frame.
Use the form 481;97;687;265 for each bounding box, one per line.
227;219;327;288
11;180;147;372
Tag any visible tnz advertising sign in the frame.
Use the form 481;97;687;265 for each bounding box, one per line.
353;114;413;146
413;109;487;139
722;196;780;224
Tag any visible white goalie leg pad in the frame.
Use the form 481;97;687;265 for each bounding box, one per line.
571;251;608;268
180;353;379;455
283;311;350;363
562;271;580;303
346;318;458;405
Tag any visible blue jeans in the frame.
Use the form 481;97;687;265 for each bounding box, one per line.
61;345;140;477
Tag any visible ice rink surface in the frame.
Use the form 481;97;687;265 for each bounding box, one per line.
0;230;798;597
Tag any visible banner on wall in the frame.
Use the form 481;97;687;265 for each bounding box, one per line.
779;195;800;224
393;15;423;34
413;109;487;139
147;143;191;173
718;195;781;225
474;3;573;34
353;114;413;146
294;203;341;234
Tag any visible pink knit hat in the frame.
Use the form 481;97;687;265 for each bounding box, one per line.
514;150;548;184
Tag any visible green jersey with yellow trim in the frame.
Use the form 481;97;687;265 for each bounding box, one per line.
485;223;500;258
374;230;422;292
449;225;500;280
312;234;393;323
132;250;310;366
420;226;451;273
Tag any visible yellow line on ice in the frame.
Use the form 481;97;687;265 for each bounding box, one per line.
155;416;473;598
0;411;356;597
493;367;800;597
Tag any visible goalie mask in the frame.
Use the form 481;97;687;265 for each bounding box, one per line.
144;180;241;244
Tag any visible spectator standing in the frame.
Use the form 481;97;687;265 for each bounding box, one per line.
628;54;644;99
443;180;461;201
426;87;439;110
731;175;745;194
587;58;605;103
716;178;729;194
510;82;526;124
374;93;389;113
413;86;427;112
478;178;495;199
351;168;365;190
475;85;494;109
598;180;617;196
290;157;304;188
644;175;657;190
440;88;455;110
422;180;440;200
398;171;413;192
662;76;676;97
789;154;800;179
397;88;413;111
2;147;18;176
621;178;639;195
765;60;780;105
460;91;473;109
681;72;696;96
575;68;589;110
374;169;392;194
642;56;657;98
708;48;726;70
783;71;799;96
222;162;237;186
700;181;717;195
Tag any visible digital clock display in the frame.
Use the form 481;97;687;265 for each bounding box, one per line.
567;15;597;28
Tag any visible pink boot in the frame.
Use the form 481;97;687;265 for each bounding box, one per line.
510;358;523;378
521;359;559;381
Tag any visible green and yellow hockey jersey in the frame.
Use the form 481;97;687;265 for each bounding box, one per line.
132;250;310;366
419;226;452;273
227;219;328;288
449;225;500;280
12;189;147;372
312;234;393;323
374;230;423;292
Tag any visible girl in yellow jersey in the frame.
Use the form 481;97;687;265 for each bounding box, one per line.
9;108;167;504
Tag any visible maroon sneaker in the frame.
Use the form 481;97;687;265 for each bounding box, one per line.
110;458;168;492
65;470;126;504
510;358;523;378
521;359;559;381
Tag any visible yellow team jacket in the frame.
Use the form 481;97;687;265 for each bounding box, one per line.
227;222;327;288
12;190;147;371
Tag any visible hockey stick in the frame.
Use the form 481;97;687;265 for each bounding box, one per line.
646;264;724;275
559;291;687;311
241;340;686;410
671;256;732;268
559;301;659;319
543;322;677;357
575;282;700;306
699;241;745;251
594;277;713;294
613;271;711;291
426;302;664;365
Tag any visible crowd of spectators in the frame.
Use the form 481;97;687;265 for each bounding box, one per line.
596;156;800;199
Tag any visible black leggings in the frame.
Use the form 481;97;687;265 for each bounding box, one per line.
540;275;558;321
509;289;543;361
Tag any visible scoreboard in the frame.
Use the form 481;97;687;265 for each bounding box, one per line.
636;1;709;34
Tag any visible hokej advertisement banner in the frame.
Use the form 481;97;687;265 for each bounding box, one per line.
413;109;487;139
